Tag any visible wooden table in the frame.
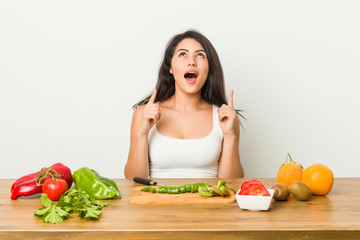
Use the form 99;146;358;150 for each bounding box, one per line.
1;178;360;240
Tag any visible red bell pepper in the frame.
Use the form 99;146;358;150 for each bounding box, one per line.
10;163;72;200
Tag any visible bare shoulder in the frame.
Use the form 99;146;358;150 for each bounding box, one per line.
134;104;146;112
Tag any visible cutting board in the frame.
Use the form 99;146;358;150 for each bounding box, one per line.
129;186;236;205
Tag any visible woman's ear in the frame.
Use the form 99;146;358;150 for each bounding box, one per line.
169;68;173;74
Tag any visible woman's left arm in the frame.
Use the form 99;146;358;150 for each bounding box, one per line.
217;90;244;178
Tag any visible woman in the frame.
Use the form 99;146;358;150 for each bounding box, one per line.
125;30;244;179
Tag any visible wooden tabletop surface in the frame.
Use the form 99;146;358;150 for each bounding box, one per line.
1;178;360;240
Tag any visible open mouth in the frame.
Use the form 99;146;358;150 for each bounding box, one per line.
184;71;198;83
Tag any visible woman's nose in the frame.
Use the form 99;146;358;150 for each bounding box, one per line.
188;57;197;67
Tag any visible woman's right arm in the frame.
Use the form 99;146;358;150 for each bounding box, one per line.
124;89;160;179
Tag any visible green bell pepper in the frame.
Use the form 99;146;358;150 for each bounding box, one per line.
158;186;168;193
72;167;121;199
217;180;236;193
141;186;157;193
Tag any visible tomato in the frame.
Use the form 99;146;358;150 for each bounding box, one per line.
42;177;68;201
241;180;263;189
239;180;265;195
247;184;270;196
240;180;251;190
238;179;270;196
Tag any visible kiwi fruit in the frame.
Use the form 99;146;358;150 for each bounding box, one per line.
289;180;312;201
271;183;290;201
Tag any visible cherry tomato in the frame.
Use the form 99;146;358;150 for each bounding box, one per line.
42;177;68;201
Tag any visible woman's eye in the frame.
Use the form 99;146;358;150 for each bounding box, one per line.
179;52;186;57
197;53;205;58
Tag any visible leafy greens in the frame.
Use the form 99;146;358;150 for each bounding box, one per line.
34;189;110;224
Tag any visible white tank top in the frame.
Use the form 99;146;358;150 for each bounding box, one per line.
148;105;223;178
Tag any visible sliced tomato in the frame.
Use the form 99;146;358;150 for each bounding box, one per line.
241;180;263;189
239;181;249;194
239;180;266;195
240;180;250;189
247;184;270;196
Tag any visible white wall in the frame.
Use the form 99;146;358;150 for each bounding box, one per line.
1;0;359;179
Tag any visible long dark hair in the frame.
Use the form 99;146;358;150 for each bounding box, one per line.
133;30;243;118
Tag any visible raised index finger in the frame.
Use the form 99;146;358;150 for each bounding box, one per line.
228;90;234;108
147;88;157;106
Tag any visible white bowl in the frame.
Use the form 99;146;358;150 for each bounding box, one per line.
235;189;275;211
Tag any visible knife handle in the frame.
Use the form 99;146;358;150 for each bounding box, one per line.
133;177;157;186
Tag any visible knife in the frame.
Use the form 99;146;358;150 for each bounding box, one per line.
133;177;165;186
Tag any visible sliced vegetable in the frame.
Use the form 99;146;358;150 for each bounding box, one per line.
158;186;168;193
217;180;236;194
211;186;230;197
138;181;235;198
239;180;270;196
198;184;214;197
239;180;265;195
167;186;180;194
247;184;270;196
141;186;157;193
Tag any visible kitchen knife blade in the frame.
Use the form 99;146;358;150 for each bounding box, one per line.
133;177;165;186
